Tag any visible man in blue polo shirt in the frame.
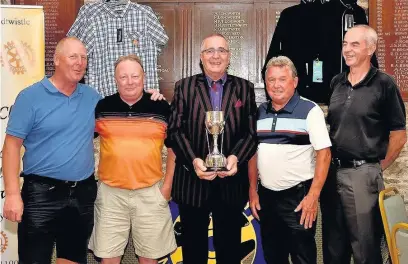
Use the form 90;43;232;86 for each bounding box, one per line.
2;37;164;264
249;56;331;263
2;37;99;264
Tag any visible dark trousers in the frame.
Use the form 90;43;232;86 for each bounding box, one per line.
18;174;97;264
321;163;384;264
258;180;316;264
178;200;243;264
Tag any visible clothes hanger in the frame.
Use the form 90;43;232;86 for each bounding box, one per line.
104;0;128;4
301;0;316;3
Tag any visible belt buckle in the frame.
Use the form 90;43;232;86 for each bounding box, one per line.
333;158;341;167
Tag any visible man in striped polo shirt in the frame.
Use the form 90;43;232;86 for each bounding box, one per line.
88;55;176;264
249;56;332;264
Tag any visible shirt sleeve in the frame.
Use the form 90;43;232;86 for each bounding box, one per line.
261;8;288;82
384;76;406;131
145;6;169;47
6;90;35;140
162;101;172;148
306;105;332;150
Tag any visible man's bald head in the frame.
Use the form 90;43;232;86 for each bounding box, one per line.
54;37;86;58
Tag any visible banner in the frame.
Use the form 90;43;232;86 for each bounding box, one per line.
0;5;45;262
159;202;266;264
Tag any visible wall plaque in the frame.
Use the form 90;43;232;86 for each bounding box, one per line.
140;0;297;101
370;0;408;101
14;0;83;76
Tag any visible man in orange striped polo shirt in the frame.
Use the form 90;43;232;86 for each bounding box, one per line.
88;54;177;264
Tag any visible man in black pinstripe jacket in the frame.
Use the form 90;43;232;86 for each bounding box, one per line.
168;34;257;264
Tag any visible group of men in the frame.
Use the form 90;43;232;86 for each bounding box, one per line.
2;24;406;264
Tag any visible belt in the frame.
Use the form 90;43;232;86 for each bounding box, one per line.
21;173;95;188
332;158;379;168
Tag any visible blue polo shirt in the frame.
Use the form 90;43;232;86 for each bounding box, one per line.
6;77;101;181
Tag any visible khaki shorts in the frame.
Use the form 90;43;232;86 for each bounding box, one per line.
88;181;177;259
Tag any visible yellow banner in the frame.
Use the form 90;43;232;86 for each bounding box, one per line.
0;5;45;261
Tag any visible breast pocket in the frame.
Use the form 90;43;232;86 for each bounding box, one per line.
126;31;146;57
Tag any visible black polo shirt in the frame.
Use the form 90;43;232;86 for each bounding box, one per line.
327;66;406;160
95;92;171;147
94;92;171;189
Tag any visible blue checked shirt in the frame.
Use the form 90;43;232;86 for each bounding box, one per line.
67;1;168;97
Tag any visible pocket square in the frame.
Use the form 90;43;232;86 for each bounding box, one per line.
235;100;243;108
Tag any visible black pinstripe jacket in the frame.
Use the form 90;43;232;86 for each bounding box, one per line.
168;73;257;208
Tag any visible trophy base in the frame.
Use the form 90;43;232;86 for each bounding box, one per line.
206;166;228;172
205;154;226;172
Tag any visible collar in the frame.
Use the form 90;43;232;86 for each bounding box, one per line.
205;73;227;88
42;77;83;96
267;90;300;114
340;65;378;88
102;0;131;18
114;91;147;107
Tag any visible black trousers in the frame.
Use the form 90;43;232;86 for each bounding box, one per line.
258;180;316;264
178;200;243;264
321;163;384;264
18;174;97;264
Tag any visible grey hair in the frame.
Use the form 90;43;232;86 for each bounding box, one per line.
200;33;229;52
265;56;298;78
352;25;378;47
114;54;144;73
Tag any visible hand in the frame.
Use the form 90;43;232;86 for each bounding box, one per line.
249;188;261;220
3;193;24;222
217;155;238;178
294;192;319;229
146;89;165;101
193;158;217;181
160;184;172;201
380;160;386;171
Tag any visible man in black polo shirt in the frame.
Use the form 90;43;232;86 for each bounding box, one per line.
321;25;407;264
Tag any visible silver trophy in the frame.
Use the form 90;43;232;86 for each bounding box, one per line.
205;111;227;171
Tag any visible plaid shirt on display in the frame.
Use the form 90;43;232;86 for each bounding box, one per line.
67;1;168;97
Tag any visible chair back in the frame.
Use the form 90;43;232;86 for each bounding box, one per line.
379;187;408;264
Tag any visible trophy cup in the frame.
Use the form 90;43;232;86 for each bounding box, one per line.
205;111;227;171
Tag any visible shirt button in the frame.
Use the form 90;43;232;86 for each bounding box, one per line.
128;113;132;117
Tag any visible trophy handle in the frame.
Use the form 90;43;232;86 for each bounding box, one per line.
220;121;225;133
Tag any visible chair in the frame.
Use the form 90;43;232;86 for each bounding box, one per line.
379;187;408;264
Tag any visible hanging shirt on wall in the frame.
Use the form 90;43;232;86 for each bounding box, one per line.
262;0;377;104
67;1;169;97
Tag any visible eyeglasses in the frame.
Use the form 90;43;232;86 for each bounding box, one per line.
201;48;230;56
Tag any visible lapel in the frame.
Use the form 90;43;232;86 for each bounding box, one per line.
196;74;213;112
195;74;237;123
221;75;236;123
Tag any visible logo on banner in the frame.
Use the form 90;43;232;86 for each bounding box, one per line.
4;41;25;75
2;40;35;75
0;231;8;254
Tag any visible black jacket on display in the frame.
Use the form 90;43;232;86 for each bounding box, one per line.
262;0;378;104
